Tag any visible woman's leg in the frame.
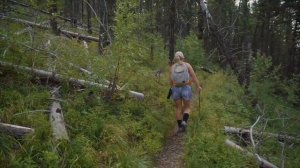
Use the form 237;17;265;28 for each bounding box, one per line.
181;86;192;129
182;100;191;123
183;100;191;115
175;99;183;128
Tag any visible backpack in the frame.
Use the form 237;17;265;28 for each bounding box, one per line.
171;63;189;84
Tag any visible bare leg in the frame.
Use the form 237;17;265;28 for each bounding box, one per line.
175;99;183;120
183;100;191;114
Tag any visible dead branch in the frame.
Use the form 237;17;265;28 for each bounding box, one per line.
0;61;144;100
16;41;92;75
8;17;99;42
8;0;95;31
196;66;215;74
224;126;300;143
0;122;34;139
49;87;69;140
225;139;278;168
250;116;261;148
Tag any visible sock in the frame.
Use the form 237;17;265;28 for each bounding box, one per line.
183;113;189;123
177;120;182;128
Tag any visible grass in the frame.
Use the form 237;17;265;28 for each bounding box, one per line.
185;72;256;168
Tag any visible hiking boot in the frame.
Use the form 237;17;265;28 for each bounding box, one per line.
180;121;187;132
177;126;185;133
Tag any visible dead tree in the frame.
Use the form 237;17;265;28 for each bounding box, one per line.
0;61;144;100
49;87;69;140
49;2;60;35
197;0;243;85
224;126;300;143
225;139;278;168
0;122;34;139
168;0;176;62
8;17;99;42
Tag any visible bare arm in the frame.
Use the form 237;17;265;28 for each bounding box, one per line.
187;63;202;92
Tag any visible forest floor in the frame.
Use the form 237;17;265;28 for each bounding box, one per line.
154;126;186;168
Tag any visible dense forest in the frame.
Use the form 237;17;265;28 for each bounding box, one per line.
0;0;299;167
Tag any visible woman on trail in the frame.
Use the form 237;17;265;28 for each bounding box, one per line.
169;51;202;132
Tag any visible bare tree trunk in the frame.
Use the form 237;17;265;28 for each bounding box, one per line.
86;0;92;34
198;0;241;84
224;126;300;143
197;1;204;39
98;0;108;54
168;0;176;63
0;122;34;139
8;17;99;42
0;61;144;100
49;87;69;140
244;42;251;90
49;2;60;35
225;139;278;168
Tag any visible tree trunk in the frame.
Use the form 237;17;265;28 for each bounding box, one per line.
98;0;109;55
197;1;204;39
198;0;240;84
49;2;60;35
0;122;34;139
0;61;144;100
224;126;300;143
225;139;278;168
49;87;69;140
86;0;92;34
244;42;252;90
168;0;176;63
9;17;99;42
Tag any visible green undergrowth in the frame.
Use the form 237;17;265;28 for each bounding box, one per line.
0;19;175;167
186;66;300;167
185;72;256;168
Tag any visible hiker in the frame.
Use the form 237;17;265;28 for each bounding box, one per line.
169;51;202;132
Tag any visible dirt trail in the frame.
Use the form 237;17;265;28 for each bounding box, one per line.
154;126;186;168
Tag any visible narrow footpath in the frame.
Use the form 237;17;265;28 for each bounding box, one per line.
154;126;186;168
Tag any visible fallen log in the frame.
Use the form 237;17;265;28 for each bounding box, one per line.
225;139;278;168
60;29;99;42
49;87;69;140
15;41;93;75
0;122;34;138
224;126;300;143
8;0;96;31
9;17;99;42
196;66;215;74
0;61;144;100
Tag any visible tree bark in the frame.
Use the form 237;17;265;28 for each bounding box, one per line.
98;0;113;55
86;0;92;34
225;139;278;168
224;126;300;143
9;17;99;42
0;61;144;100
49;2;60;35
197;1;204;39
197;0;240;83
0;122;34;139
49;87;69;140
168;0;176;63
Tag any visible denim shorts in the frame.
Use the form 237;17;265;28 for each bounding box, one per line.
171;85;192;101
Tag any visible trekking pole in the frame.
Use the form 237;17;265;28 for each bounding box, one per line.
198;92;201;113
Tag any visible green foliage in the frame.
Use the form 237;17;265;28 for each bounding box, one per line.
1;1;299;167
176;33;206;67
186;72;255;167
0;6;173;166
